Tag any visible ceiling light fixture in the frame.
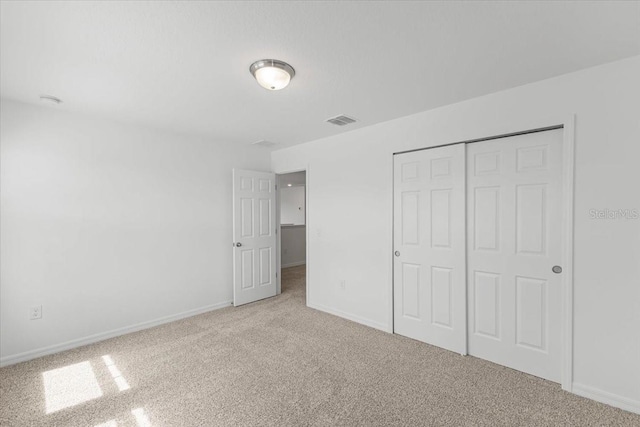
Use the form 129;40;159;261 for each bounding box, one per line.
39;94;62;105
250;59;295;91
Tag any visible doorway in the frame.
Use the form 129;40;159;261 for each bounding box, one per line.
392;124;574;387
276;171;307;298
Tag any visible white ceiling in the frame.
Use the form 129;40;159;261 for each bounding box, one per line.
1;1;638;149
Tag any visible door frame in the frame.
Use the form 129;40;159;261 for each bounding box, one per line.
275;167;309;306
391;114;576;392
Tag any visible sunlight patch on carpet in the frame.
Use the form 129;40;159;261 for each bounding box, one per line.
102;355;130;391
43;361;102;413
132;407;152;427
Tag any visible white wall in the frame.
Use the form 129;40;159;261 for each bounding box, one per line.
0;99;270;365
272;56;640;412
281;226;306;268
280;186;306;225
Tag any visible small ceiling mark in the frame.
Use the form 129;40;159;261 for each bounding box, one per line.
251;139;278;148
39;94;62;105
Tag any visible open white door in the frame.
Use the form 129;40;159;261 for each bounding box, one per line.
233;169;277;306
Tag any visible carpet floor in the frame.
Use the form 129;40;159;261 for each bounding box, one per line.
1;265;639;426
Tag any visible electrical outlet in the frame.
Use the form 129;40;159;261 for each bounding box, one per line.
340;280;346;290
29;305;42;320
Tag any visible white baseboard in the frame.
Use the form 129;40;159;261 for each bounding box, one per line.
282;261;306;268
308;301;388;332
572;383;640;415
0;300;232;367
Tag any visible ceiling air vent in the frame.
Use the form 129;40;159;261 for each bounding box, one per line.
326;115;357;126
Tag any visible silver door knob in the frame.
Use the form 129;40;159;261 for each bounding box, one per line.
394;251;400;257
552;265;562;274
235;242;242;247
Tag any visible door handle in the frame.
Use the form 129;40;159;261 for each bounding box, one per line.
235;242;242;248
552;265;562;274
394;251;400;257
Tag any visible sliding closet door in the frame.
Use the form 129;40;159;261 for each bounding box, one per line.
393;144;466;354
466;130;563;382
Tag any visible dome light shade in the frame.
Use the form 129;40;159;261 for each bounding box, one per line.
250;59;295;91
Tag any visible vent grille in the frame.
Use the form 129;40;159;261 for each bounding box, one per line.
326;115;357;126
251;139;278;148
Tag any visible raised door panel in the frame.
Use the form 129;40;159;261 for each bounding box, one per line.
516;184;547;255
258;179;271;193
474;187;500;251
401;192;420;245
401;161;420;182
473;271;501;339
241;250;254;289
259;247;272;286
474;151;501;176
430;190;451;248
516;276;547;351
401;263;420;319
430;157;451;179
259;199;272;237
241;198;254;238
431;267;452;328
517;145;548;172
240;177;254;191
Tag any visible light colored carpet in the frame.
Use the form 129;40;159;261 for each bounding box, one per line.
1;265;638;426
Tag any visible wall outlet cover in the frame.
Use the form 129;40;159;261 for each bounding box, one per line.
29;305;42;320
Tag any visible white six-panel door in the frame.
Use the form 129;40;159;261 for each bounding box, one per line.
233;169;277;306
393;144;467;354
467;130;563;382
